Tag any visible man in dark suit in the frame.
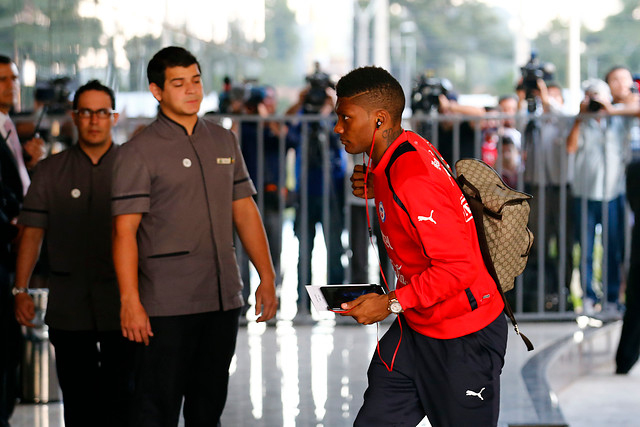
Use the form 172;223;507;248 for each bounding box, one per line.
0;54;44;427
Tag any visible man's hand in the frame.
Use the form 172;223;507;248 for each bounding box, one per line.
120;299;153;345
338;293;391;325
23;136;45;168
438;94;451;114
351;164;374;199
254;280;278;322
14;293;36;328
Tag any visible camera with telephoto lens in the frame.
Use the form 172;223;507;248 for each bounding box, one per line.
520;52;555;107
411;75;453;114
303;63;334;114
34;76;74;114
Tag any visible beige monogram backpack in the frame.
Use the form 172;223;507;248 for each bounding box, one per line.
454;158;534;350
455;159;534;294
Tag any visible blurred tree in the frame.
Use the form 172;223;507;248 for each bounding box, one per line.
531;19;570;87
392;0;514;94
124;35;163;91
0;0;102;82
582;0;640;79
258;0;300;87
535;0;640;86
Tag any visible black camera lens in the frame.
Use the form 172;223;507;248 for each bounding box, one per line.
588;99;603;112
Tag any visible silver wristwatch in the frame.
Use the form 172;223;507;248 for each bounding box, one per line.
388;296;404;314
11;287;28;296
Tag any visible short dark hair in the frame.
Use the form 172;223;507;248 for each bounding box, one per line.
73;80;116;110
605;65;630;84
0;55;12;65
147;46;200;89
498;94;518;105
336;66;405;121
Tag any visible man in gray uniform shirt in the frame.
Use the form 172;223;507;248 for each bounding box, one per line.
14;80;132;427
111;46;277;426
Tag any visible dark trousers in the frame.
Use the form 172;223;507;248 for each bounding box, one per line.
616;161;640;373
523;184;575;310
0;266;20;427
239;196;282;310
295;193;345;311
355;313;507;427
574;195;625;303
131;309;241;427
48;329;134;427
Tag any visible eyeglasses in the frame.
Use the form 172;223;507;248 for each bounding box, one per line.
74;108;114;119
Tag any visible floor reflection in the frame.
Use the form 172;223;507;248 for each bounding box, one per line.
12;219;410;426
222;320;382;427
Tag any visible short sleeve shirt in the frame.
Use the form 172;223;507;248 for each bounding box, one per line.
111;113;256;316
573;113;629;201
18;144;120;331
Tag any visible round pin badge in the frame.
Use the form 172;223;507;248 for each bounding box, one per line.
71;188;81;199
378;201;385;223
183;158;192;168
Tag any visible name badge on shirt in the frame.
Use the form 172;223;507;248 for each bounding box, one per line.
217;157;234;164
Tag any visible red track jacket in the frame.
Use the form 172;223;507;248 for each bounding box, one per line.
372;130;504;338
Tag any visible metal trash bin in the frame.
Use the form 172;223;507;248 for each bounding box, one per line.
20;288;60;403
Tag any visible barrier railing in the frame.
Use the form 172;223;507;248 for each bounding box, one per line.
15;111;637;320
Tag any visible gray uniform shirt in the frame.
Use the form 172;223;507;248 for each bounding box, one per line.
111;113;256;317
573;114;629;201
18;144;120;331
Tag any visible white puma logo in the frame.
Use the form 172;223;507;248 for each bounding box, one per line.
466;387;485;400
417;210;437;224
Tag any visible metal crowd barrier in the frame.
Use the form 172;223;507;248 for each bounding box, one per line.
15;111;637;320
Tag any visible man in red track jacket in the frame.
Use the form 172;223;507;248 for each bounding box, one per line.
334;66;507;427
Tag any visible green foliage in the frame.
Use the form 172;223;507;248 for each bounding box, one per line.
123;35;163;91
0;0;102;81
534;0;640;85
258;0;300;86
583;0;640;78
530;19;570;87
393;0;514;94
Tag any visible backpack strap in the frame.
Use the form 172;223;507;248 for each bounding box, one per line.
383;141;428;259
464;189;534;351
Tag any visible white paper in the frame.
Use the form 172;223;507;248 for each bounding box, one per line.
305;285;330;312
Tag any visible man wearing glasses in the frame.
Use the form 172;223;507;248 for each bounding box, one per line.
13;80;133;427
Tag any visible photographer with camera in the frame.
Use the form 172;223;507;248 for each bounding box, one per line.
285;64;347;319
519;52;556;114
411;75;486;165
519;74;576;312
566;70;639;317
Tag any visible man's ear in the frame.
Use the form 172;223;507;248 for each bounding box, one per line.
374;109;391;128
149;83;162;103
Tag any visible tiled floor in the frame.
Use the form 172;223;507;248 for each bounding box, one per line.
12;319;640;427
10;319;581;427
9;221;638;426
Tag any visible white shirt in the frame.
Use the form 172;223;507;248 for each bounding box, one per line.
0;111;31;195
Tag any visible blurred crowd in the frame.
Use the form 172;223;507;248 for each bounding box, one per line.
203;63;640;321
5;60;640;322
